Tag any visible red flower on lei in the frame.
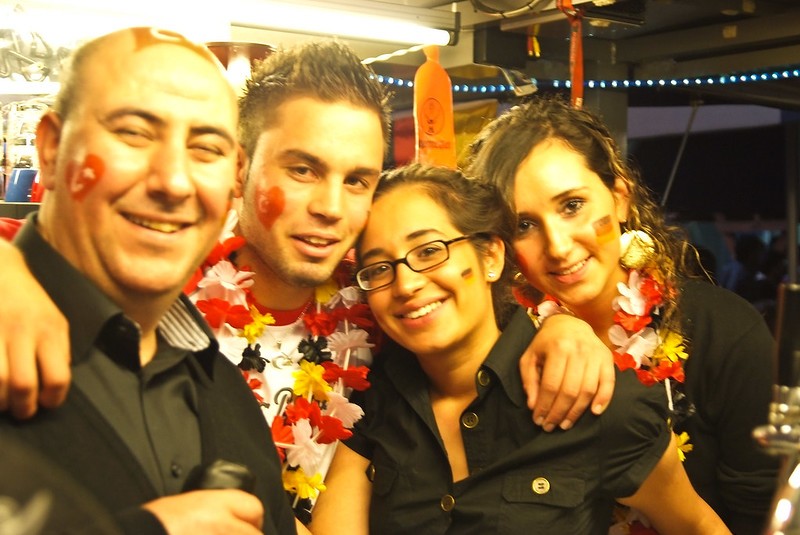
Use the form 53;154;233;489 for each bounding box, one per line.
190;212;376;521
530;269;688;387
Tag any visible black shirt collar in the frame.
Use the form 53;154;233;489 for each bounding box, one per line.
383;306;534;408
13;214;218;378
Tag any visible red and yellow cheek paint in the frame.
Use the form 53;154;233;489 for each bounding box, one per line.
593;215;616;245
67;154;105;200
256;184;285;230
461;267;475;283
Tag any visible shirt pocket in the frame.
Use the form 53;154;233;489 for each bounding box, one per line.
367;461;398;497
501;468;585;507
498;468;593;534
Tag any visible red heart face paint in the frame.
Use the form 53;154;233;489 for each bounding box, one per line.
68;154;105;200
130;27;217;66
593;215;615;245
256;185;285;230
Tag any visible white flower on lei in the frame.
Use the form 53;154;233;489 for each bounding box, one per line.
216;330;251;365
613;269;647;316
327;329;374;361
324;392;364;428
608;325;658;367
327;286;363;308
287;419;325;474
219;209;239;242
195;260;254;306
536;300;563;319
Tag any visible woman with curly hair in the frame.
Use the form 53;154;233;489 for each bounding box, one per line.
309;163;728;535
467;96;779;534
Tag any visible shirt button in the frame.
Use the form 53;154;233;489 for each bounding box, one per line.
366;464;376;482
461;412;479;429
531;477;550;495
477;369;491;387
440;494;456;512
170;462;183;478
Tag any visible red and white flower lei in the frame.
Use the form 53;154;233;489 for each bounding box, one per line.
527;269;694;535
533;269;688;388
187;211;376;520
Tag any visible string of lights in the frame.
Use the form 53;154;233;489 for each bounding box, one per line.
373;66;800;94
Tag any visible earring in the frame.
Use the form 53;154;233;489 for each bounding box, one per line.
487;271;496;280
620;229;656;270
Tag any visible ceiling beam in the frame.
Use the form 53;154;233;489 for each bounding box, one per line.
616;10;800;64
635;44;800;80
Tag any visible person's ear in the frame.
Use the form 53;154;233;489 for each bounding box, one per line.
234;144;249;198
484;236;506;281
35;111;63;191
612;177;631;223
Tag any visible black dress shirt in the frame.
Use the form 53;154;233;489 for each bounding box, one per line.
347;307;670;535
3;215;296;534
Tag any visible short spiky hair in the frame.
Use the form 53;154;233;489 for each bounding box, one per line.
238;39;392;162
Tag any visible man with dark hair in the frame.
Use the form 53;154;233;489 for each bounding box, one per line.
0;27;295;535
0;37;617;527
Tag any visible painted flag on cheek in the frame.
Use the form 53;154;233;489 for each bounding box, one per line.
593;215;615;245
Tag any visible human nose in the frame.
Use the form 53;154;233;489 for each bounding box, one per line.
147;140;193;201
543;220;573;259
309;179;344;221
391;261;425;296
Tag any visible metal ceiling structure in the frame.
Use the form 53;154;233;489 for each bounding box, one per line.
355;0;800;111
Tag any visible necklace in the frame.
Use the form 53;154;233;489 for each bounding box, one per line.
531;269;694;451
262;300;314;366
532;268;695;534
189;221;377;522
533;269;688;387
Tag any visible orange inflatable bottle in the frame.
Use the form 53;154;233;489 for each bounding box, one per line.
413;45;457;169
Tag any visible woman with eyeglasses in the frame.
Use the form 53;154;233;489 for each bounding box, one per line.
466;97;778;535
307;163;729;535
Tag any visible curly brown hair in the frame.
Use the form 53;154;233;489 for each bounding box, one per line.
466;96;695;334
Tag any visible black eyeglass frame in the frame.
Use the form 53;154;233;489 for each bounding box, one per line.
356;234;478;292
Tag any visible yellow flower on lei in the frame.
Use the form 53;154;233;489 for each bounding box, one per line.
293;360;332;400
241;306;275;345
315;277;340;306
655;330;688;363
675;431;693;462
283;467;327;500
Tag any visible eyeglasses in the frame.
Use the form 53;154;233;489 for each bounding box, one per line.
356;235;474;292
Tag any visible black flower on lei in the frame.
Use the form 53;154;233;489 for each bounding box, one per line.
238;343;267;372
298;336;331;364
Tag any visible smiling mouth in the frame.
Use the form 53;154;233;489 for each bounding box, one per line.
125;214;188;234
553;259;587;276
298;236;337;247
401;300;443;319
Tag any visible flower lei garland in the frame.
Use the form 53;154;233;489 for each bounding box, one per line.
531;268;694;456
530;269;696;535
187;212;376;521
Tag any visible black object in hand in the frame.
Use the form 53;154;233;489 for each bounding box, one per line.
182;459;255;493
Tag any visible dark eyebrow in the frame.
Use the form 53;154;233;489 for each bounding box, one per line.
102;108;236;147
281;149;381;179
552;187;589;202
360;228;441;264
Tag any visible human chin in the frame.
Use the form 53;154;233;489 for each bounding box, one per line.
286;260;340;288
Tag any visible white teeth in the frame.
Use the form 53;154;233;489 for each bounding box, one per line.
404;301;442;319
126;215;184;233
556;260;586;276
302;236;334;246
